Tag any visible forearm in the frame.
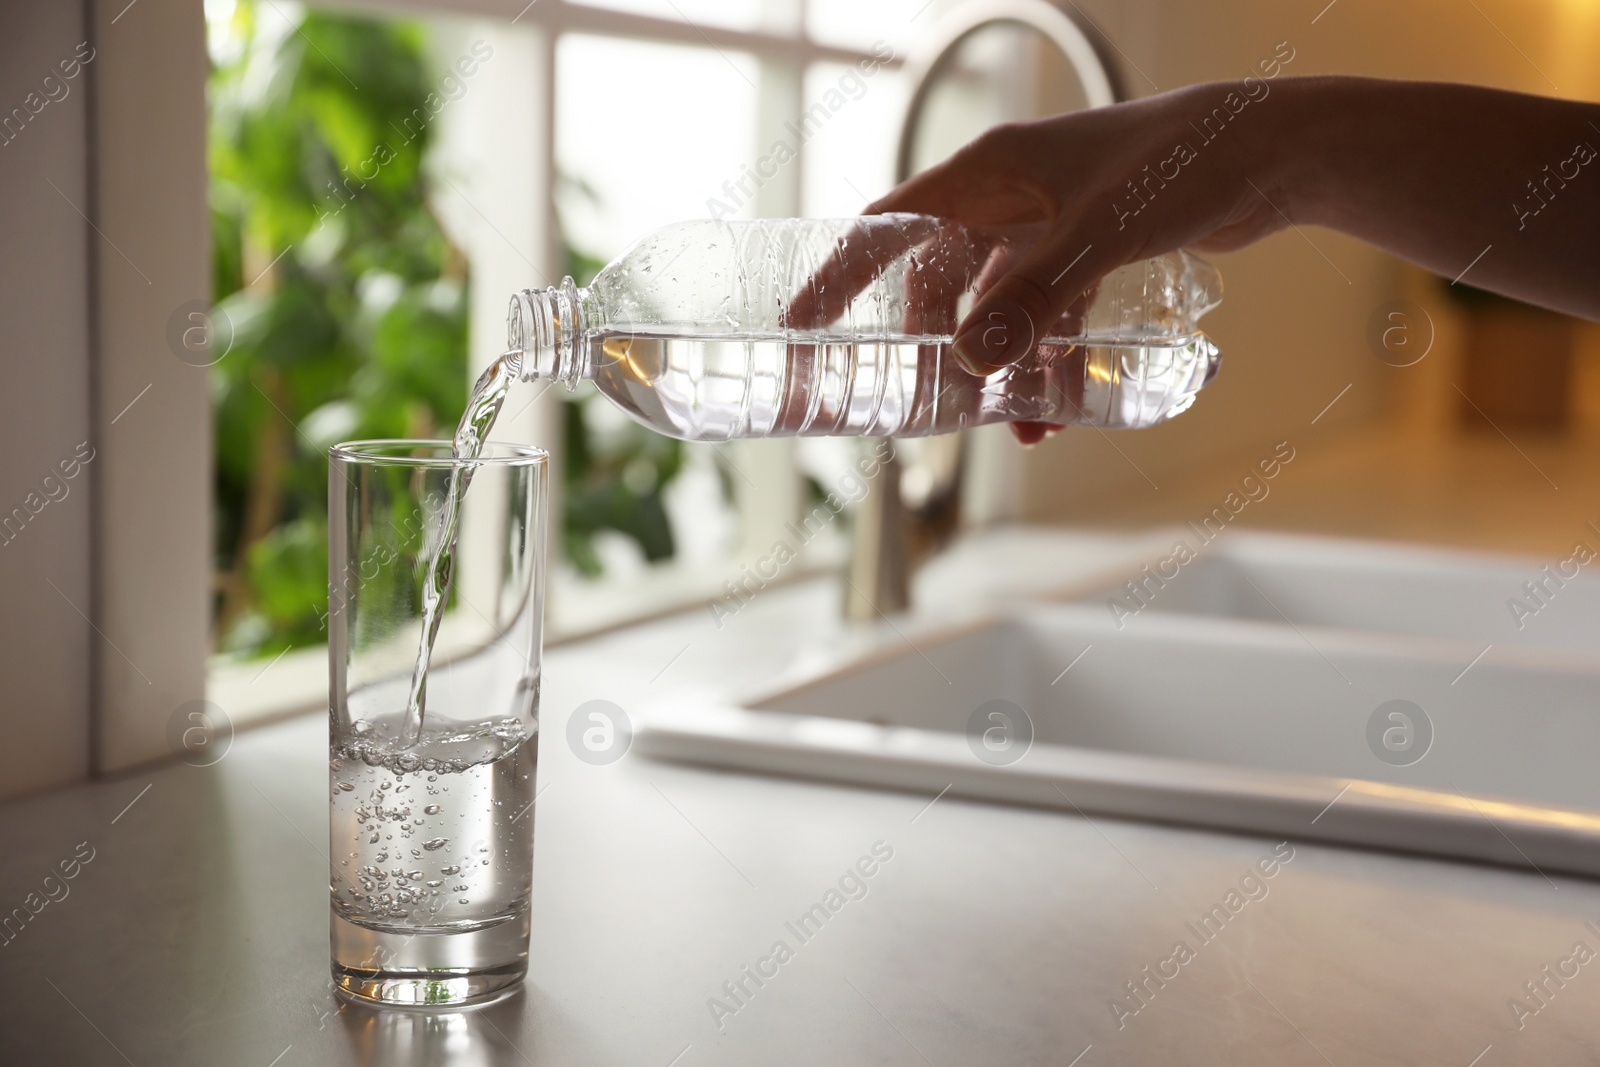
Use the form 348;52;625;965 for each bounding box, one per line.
1268;77;1600;319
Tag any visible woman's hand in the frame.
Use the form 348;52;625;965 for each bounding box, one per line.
870;81;1288;378
867;76;1600;443
869;80;1291;442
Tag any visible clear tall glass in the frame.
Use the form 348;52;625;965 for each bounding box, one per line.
327;440;547;1006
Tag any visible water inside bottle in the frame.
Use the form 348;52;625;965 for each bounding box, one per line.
586;329;1215;441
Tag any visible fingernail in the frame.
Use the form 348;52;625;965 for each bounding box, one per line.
953;309;1027;374
951;337;995;376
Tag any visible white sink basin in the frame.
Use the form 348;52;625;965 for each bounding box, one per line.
636;533;1600;877
1109;531;1600;658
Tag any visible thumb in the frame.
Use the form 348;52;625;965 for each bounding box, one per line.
951;231;1109;375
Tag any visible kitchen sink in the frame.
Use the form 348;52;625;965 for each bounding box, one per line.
1102;530;1600;659
635;532;1600;877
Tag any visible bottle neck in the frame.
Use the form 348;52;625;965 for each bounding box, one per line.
507;277;590;385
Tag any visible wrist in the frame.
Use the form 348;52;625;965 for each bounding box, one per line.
1254;77;1318;225
1260;76;1382;229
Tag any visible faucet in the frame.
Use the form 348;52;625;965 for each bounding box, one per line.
843;438;962;620
842;0;1121;620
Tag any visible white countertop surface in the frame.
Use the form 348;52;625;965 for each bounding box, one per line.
3;528;1599;1066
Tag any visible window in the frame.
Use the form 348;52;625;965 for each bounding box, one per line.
201;0;932;724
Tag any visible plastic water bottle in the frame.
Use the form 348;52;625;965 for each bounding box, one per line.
505;214;1222;441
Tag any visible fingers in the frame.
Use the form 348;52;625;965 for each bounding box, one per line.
781;217;921;332
951;230;1114;375
1008;420;1059;446
867;150;978;219
869;126;1051;227
970;231;1030;298
901;228;980;338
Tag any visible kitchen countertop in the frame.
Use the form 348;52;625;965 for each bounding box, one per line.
3;528;1599;1066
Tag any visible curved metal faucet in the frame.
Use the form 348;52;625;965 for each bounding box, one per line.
843;0;1123;621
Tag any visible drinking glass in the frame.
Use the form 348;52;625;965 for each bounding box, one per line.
327;440;547;1005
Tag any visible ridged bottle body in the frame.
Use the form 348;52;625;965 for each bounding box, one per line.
508;215;1223;442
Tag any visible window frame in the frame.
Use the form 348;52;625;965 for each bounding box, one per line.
90;0;212;773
